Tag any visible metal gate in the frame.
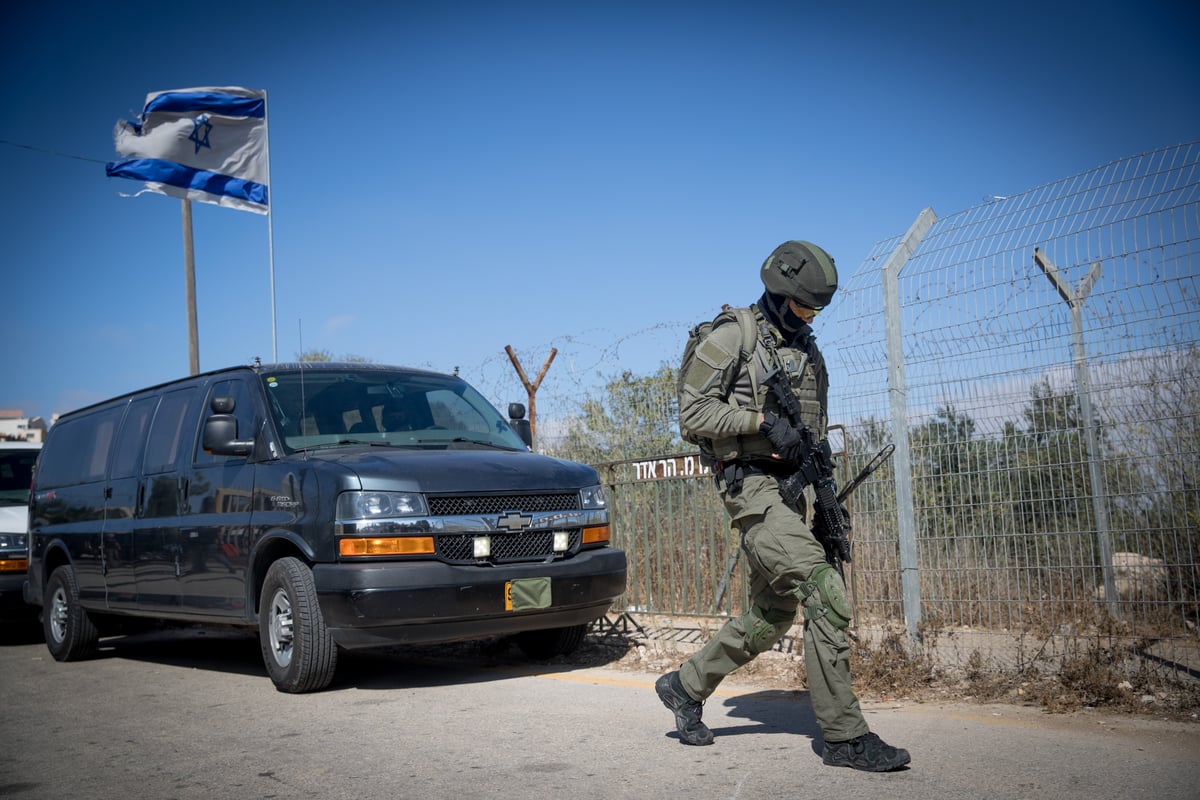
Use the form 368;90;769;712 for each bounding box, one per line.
598;453;745;620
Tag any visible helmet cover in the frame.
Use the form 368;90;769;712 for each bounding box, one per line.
759;240;838;308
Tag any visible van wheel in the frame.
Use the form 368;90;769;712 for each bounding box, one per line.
259;557;338;693
44;565;99;661
515;623;587;660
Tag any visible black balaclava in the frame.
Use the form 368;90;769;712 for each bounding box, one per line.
758;291;812;345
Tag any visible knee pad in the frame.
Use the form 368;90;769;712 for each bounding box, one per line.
744;605;796;655
798;564;852;629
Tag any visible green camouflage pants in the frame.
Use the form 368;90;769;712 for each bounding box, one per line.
678;472;868;742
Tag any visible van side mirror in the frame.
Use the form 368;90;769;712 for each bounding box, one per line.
203;395;255;456
507;402;533;449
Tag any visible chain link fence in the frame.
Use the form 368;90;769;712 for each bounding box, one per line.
466;143;1200;685
830;142;1200;683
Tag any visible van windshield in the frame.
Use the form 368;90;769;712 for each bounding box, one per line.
259;368;529;454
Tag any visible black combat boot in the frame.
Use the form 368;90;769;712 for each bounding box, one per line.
655;671;714;746
822;731;910;771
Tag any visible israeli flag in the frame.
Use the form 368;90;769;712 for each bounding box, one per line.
107;87;269;214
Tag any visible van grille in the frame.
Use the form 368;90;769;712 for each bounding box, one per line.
426;493;585;564
438;530;582;563
427;493;579;516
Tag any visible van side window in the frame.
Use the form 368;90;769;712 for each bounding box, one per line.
88;413;119;481
35;407;123;489
144;389;196;474
110;397;158;480
195;379;256;464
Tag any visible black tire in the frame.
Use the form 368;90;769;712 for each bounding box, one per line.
515;623;587;660
259;557;338;693
43;565;99;661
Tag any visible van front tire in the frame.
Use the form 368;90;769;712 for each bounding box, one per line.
43;565;99;661
514;622;587;660
259;557;338;693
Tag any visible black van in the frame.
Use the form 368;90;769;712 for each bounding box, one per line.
25;363;626;692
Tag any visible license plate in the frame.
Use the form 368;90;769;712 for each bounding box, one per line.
505;577;551;611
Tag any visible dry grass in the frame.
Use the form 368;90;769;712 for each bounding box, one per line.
389;611;1200;723
575;612;1200;722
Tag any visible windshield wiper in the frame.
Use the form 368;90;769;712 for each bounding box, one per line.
409;436;515;450
294;439;397;452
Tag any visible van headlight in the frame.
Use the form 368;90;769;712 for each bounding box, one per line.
580;484;607;510
336;491;434;556
0;533;27;551
337;491;428;520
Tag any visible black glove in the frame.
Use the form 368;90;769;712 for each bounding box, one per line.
759;411;806;463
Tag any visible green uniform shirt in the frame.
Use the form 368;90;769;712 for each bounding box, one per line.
679;307;827;461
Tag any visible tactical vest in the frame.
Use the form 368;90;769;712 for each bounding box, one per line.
705;306;828;462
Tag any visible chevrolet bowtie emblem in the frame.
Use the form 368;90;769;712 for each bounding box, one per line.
496;511;533;531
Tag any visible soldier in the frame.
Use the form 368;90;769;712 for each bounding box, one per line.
657;240;910;772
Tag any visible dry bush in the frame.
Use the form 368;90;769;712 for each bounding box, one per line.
849;630;936;701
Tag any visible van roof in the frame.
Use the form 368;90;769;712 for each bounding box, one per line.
53;362;456;420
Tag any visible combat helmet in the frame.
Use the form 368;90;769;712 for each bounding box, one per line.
760;240;838;309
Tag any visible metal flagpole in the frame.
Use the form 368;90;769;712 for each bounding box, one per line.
182;198;200;375
264;90;278;362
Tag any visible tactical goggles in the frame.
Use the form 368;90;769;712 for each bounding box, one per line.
789;299;822;316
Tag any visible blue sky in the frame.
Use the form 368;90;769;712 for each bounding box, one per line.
3;0;1197;424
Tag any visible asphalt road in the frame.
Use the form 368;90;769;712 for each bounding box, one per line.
1;626;1197;800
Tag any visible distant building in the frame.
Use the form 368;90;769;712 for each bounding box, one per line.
0;410;47;443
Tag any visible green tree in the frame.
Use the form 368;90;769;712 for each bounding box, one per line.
908;404;1000;544
1005;378;1100;538
1105;347;1200;592
296;349;371;363
546;365;682;464
995;376;1143;596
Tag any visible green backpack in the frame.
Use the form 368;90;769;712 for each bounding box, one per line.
677;305;760;446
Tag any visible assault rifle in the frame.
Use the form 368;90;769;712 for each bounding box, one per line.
762;367;895;577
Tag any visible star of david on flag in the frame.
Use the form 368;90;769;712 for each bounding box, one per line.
188;115;213;154
106;87;269;214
